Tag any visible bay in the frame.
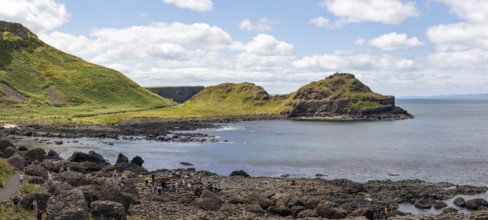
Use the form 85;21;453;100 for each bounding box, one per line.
19;99;488;186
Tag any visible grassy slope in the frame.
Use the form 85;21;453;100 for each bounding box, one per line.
286;73;386;111
0;21;175;119
76;82;290;124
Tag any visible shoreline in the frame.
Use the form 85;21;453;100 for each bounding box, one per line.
1;144;488;219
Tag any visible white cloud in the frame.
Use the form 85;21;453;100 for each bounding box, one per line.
368;32;424;50
436;0;488;23
0;0;69;33
239;18;275;33
315;0;419;28
293;51;416;72
232;34;294;56
162;0;213;12
355;38;366;45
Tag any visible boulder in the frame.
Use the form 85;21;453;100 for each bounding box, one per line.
314;201;347;219
90;200;126;220
229;170;250;177
193;189;222;211
297;209;317;218
0;139;15;152
76;185;100;207
180;161;193;166
246;192;274;209
48;181;74;196
55;171;91;187
24;164;48;178
291;206;306;217
70;151;108;165
348;207;374;219
28;176;45;184
98;180;136;212
70;162;103;173
20;192;51;210
415;198;435;209
453;197;466;207
8;153;25;170
46;189;89;220
130;155;144;167
442;207;459;214
302;196;321;210
115;153;128;164
41;159;68;173
434;201;448;209
107;162;148;174
54;140;63;145
465;198;488;210
268;205;291;216
17;145;28;151
46;149;60;159
246;204;265;214
3;146;18;158
25;148;46;162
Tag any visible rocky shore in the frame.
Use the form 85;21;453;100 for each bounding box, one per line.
1;138;488;219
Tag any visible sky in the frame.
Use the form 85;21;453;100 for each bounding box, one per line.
1;0;488;96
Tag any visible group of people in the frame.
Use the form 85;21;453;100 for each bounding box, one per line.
144;170;200;196
12;196;45;220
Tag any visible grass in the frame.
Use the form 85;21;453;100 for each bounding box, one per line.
0;205;39;220
20;183;38;194
0;159;14;188
0;21;176;119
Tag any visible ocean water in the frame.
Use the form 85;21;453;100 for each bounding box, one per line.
18;99;488;186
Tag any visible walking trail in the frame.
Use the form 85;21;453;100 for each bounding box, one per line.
0;173;20;202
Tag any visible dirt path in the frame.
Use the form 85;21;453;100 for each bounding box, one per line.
0;173;20;202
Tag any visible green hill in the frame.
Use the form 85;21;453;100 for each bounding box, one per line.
0;21;174;118
281;73;413;120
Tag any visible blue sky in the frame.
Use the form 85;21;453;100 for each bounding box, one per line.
1;0;488;96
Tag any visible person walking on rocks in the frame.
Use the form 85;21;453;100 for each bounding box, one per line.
32;199;38;211
19;173;24;187
384;206;389;220
13;196;19;213
145;176;149;186
36;209;44;220
175;182;179;192
151;174;155;186
47;171;53;185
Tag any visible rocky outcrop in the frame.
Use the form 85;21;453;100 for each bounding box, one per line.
131;156;144;167
90;200;127;220
281;73;413;120
453;197;466;207
21;192;51;210
46;189;89;220
229;170;250;177
2;146;17;158
465;198;488;210
0;139;15;151
24;164;48;178
193;190;222;211
70;151;108;165
25;148;46;161
8;153;25;170
116;153;128;164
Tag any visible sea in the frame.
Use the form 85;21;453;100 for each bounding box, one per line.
16;99;488;186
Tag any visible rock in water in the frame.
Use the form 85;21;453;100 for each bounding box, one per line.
180;161;193;166
415;198;435;209
70;151;107;165
116;153;129;164
90;200;126;220
465;198;488;210
131;155;144;167
453;197;466;207
229;170;250;177
46;189;89;220
0;139;15;152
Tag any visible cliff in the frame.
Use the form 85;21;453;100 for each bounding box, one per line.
281;73;413;120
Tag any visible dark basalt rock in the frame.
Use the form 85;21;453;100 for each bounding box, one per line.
434;201;448;209
46;189;89;220
229;170;250;177
415;198;435;209
0;139;15;152
131;155;144;167
70;151;108;165
90;200;127;220
465;198;488;210
21;192;51;210
116;153;129;164
25;148;46;162
453;197;466;207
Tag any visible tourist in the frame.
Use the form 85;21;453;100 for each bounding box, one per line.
160;180;166;191
47;171;53;185
291;180;296;186
188;171;194;177
144;176;149;186
157;185;162;195
187;182;193;191
13;196;19;213
32;199;38;210
151;174;155;186
112;170;118;178
19;173;24;187
175;182;179;192
384;206;389;220
36;209;44;220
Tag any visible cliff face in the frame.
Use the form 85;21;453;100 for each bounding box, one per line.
146;86;204;103
281;73;413;120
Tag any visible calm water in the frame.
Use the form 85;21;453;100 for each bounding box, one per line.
18;99;488;186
